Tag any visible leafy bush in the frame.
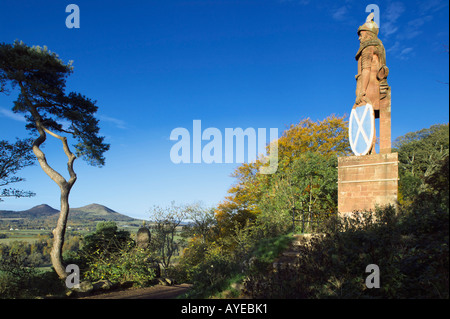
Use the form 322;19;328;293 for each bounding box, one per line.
177;148;449;299
191;248;237;296
80;221;133;260
73;221;158;287
245;205;449;299
84;246;157;287
394;123;449;208
250;234;293;264
0;250;37;298
0;251;65;298
180;228;294;298
245;153;449;299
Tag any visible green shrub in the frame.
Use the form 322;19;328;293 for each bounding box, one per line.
251;234;293;263
246;154;449;299
0;251;37;298
80;221;133;260
184;245;237;298
0;252;65;298
180;231;295;298
84;247;157;287
245;205;449;299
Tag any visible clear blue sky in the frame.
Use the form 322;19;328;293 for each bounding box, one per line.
1;0;448;219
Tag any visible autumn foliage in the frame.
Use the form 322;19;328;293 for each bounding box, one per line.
214;114;351;238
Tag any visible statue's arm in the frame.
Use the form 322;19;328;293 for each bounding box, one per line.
356;47;374;105
359;69;371;98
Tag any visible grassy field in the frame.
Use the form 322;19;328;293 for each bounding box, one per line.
0;229;51;244
0;223;147;245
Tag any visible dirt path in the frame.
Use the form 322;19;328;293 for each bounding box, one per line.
80;284;192;299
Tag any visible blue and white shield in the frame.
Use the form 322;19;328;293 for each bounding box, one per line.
349;104;375;156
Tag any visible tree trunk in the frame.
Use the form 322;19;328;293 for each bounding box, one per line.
19;83;77;280
50;188;71;279
37;133;77;280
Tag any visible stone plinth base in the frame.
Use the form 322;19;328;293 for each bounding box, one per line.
338;153;398;214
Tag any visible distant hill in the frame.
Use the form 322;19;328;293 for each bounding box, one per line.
0;203;137;222
0;204;59;219
69;203;136;222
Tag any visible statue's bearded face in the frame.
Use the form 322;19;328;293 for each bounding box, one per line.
358;30;372;43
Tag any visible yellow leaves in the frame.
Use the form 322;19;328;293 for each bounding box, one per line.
277;114;351;162
214;114;350;241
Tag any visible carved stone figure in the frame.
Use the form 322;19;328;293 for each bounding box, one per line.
338;12;398;216
354;13;392;154
136;223;151;249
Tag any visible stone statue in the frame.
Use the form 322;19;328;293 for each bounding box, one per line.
354;13;392;154
136;222;151;249
338;12;398;216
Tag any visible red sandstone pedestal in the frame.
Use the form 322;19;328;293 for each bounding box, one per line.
338;153;399;214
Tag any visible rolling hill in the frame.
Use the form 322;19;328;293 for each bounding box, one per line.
69;203;136;222
0;203;137;222
0;204;59;219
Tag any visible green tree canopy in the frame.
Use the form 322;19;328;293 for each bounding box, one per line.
258;152;338;234
393;123;449;206
0;138;35;201
0;40;110;279
0;41;109;166
215;115;350;237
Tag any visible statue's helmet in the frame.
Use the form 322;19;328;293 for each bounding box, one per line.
358;13;379;36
